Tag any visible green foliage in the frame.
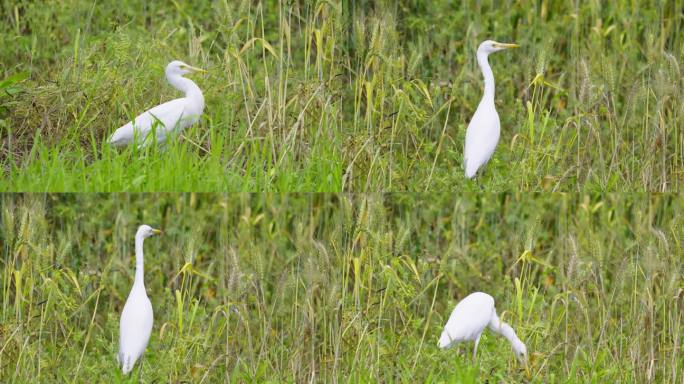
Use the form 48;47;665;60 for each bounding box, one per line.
345;0;684;191
2;0;683;191
2;194;682;381
1;194;345;382
0;0;342;191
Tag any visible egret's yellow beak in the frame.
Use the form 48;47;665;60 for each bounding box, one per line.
186;65;207;73
494;42;520;49
151;228;163;235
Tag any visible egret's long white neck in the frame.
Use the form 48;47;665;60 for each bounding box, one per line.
167;73;205;108
476;51;495;103
134;233;146;288
489;312;525;355
489;312;525;354
498;322;523;350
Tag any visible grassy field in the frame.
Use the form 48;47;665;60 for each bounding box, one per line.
344;0;684;191
1;1;683;382
0;1;342;192
2;193;682;382
2;1;683;192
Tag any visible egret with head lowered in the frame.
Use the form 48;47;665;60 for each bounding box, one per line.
439;292;527;364
464;40;519;179
108;60;206;147
118;224;161;375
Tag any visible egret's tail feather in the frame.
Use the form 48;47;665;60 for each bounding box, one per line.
438;330;453;349
464;158;478;179
121;354;134;375
108;131;128;147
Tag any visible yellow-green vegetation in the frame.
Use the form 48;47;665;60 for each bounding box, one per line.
2;194;344;382
2;194;682;382
0;1;342;191
3;1;683;192
345;1;683;191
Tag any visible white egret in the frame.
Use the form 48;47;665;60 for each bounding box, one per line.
118;224;161;375
108;60;206;147
438;292;527;363
464;40;519;179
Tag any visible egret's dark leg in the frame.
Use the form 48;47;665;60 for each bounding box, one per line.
468;170;485;190
479;164;489;189
137;355;144;382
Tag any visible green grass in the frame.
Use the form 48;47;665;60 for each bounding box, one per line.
0;0;342;192
344;0;683;191
2;193;682;382
2;1;683;191
2;2;682;382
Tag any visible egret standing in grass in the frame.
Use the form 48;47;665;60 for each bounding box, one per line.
464;40;519;179
438;292;527;363
108;61;206;147
118;225;161;375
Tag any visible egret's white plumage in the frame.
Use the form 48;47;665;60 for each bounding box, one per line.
438;292;527;362
118;225;161;375
464;40;519;179
108;61;205;147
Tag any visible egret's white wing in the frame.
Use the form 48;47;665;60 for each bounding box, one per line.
109;98;195;147
439;292;494;348
118;289;153;374
464;101;500;178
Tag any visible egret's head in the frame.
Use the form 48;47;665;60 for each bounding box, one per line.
513;340;528;362
437;330;453;349
478;40;520;54
136;225;162;239
166;60;206;76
